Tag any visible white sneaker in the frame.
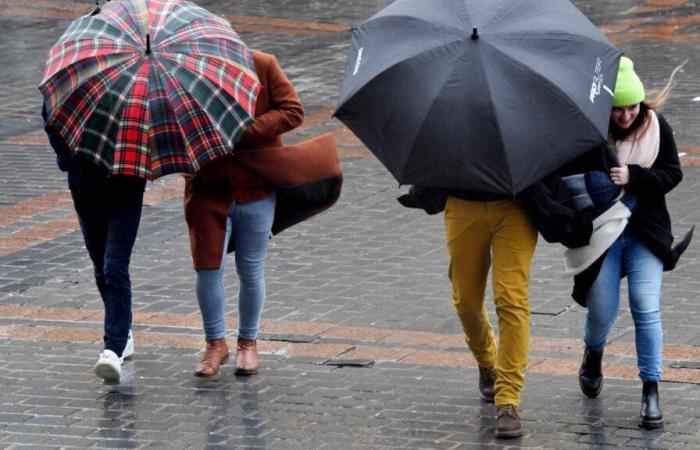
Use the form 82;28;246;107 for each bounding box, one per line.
122;330;134;361
95;349;121;382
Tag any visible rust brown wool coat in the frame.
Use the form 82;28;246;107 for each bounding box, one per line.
184;51;343;270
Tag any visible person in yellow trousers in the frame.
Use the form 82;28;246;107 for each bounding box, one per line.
444;193;537;438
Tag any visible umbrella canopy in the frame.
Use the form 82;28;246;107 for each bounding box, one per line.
335;0;622;196
39;0;260;180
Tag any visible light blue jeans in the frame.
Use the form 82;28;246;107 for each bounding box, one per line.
196;193;276;340
584;229;664;381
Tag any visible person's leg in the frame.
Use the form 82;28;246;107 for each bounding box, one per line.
444;197;495;369
196;216;232;340
230;193;275;375
578;236;623;397
232;193;276;341
101;179;144;357
193;216;233;378
625;237;664;382
489;200;537;408
70;170;109;289
445;196;499;402
624;236;664;428
583;239;624;352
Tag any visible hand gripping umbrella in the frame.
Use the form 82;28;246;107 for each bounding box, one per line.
39;0;260;180
335;0;622;196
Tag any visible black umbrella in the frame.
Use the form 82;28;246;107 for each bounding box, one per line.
334;0;622;196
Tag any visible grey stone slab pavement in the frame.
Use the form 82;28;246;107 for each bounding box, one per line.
0;0;699;448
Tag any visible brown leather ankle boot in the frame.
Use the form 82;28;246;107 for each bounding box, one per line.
194;338;229;377
234;338;259;376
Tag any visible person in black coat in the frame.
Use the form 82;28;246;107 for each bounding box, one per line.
556;57;692;430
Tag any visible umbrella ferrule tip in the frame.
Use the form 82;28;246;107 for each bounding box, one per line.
471;27;479;40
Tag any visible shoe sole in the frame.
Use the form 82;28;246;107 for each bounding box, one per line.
639;419;664;429
234;368;259;376
95;363;120;382
495;428;524;439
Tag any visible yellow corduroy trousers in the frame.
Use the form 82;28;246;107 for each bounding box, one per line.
444;196;538;407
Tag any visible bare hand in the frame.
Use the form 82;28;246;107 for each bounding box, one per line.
610;166;629;186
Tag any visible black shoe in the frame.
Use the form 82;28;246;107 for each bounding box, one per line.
495;404;523;438
478;366;496;403
579;347;604;397
639;381;664;429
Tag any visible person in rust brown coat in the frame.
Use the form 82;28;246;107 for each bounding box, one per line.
184;50;342;378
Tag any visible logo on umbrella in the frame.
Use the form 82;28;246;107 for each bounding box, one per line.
353;47;364;76
590;58;614;104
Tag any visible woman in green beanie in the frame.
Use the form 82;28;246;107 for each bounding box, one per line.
575;56;691;429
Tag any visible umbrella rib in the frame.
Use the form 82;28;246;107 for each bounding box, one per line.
463;43;513;195
365;12;465;35
151;59;238;174
484;37;608;142
74;61;144;173
157;51;258;91
478;1;611;48
493;30;614;51
47;56;142;151
40;52;137;109
155;24;246;53
336;19;464;111
155;56;250;148
158;53;259;105
152;6;234;45
399;42;511;192
150;59;201;172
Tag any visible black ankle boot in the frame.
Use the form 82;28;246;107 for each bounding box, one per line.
579;347;603;397
640;381;664;429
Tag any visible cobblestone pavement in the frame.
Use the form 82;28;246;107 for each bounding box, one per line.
0;0;699;448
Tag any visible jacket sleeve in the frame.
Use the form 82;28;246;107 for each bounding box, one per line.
627;114;682;196
522;174;593;248
237;55;304;147
41;104;73;172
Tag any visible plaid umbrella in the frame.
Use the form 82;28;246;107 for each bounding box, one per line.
39;0;260;180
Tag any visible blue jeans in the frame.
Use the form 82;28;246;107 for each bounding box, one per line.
196;193;276;340
584;229;664;381
69;165;145;357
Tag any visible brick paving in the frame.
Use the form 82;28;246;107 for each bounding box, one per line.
0;0;699;448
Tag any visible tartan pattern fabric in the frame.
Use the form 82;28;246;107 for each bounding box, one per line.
113;61;151;177
156;59;228;171
52;57;140;152
40;52;136;116
39;0;260;180
147;59;189;177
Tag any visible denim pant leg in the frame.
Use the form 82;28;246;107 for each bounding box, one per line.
71;174;143;356
195;217;232;340
584;236;624;351
625;237;664;381
101;187;143;355
232;193;276;340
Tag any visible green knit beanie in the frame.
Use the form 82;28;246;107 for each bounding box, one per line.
613;56;645;107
